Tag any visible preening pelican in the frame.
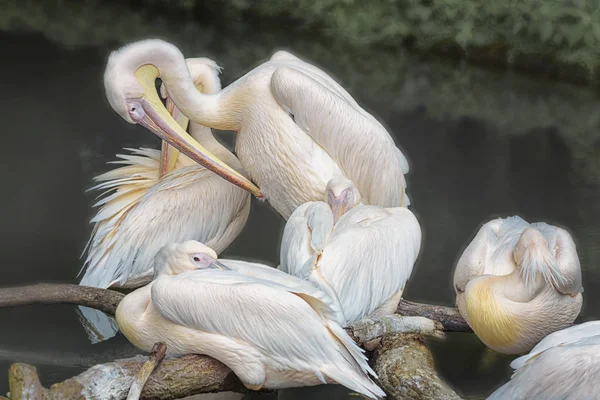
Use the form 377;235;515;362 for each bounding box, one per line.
280;177;421;335
82;58;250;289
104;39;409;219
488;321;600;399
78;59;250;342
116;240;385;399
453;216;583;354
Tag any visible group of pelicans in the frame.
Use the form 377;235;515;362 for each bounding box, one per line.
73;39;599;399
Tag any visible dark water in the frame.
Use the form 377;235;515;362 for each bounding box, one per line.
1;29;600;400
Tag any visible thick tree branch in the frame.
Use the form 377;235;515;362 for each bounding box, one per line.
349;316;444;344
8;355;246;400
396;300;472;333
372;334;462;400
0;284;470;333
0;284;124;315
126;342;167;400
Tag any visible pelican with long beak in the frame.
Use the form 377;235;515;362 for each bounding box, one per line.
104;39;409;220
78;58;251;342
116;240;385;398
84;57;251;288
102;41;262;199
453;216;583;354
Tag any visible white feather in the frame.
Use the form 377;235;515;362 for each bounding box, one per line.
80;57;250;289
488;321;600;399
510;321;600;370
281;202;421;325
117;248;385;398
80;164;249;288
121;41;411;219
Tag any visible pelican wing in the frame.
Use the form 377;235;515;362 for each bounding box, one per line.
81;147;167;283
531;222;584;296
218;258;344;323
454;216;530;291
150;269;381;394
316;205;421;323
510;321;600;370
279;202;334;279
270;66;409;207
81;164;248;288
270;52;363;111
489;323;600;399
453;223;498;292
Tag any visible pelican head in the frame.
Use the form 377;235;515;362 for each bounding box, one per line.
513;228;566;289
326;177;361;224
513;228;548;263
103;39;262;198
153;240;230;278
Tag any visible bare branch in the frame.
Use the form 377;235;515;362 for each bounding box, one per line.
8;355;247;400
396;300;472;333
0;284;124;315
373;334;462;400
349;316;444;344
7;334;462;400
0;284;470;334
126;342;167;400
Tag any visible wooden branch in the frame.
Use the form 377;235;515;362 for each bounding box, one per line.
0;284;124;315
126;342;167;400
349;316;444;344
0;284;470;333
373;334;462;400
8;355;246;400
7;330;459;400
396;300;472;333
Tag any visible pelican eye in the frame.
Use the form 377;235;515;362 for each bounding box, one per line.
193;256;201;262
126;99;145;122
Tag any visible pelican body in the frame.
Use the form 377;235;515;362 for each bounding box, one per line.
116;241;385;399
488;321;600;399
280;178;421;328
103;40;410;220
82;58;250;289
454;216;583;354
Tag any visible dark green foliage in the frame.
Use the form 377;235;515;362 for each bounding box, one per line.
3;0;600;81
133;0;600;78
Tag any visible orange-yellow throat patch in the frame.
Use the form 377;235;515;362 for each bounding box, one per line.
465;280;520;351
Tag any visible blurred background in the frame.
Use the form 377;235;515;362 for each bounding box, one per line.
1;0;599;398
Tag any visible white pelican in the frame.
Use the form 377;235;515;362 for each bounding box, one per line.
453;216;583;354
116;240;385;399
488;321;600;399
78;59;250;343
81;57;250;289
103;39;410;219
280;177;421;340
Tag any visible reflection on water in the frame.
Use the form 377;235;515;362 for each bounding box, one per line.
1;27;600;399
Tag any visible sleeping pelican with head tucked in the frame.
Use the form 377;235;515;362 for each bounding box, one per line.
453;216;583;354
280;177;421;346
